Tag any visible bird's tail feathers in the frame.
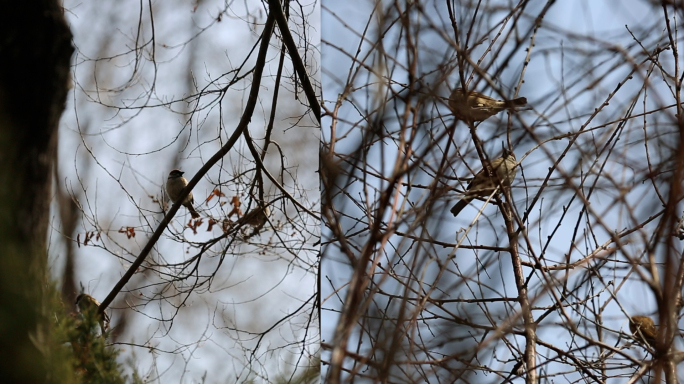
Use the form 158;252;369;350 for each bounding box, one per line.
504;97;527;108
450;199;470;217
188;205;200;219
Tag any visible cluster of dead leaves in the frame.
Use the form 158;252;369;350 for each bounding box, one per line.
76;231;101;247
186;189;254;234
118;227;136;239
115;189;259;238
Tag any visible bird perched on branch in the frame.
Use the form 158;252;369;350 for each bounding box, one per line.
450;149;517;217
630;315;657;347
242;201;271;227
166;169;200;218
449;88;527;123
75;293;109;336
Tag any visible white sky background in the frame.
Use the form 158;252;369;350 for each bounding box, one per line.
321;0;682;382
51;0;320;382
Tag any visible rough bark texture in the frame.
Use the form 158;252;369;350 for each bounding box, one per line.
0;0;73;381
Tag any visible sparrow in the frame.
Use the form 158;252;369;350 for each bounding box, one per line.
450;149;517;217
242;202;271;227
448;88;527;122
630;315;657;347
75;293;109;335
166;169;200;218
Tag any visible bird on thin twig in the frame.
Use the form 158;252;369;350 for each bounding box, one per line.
451;149;517;217
241;200;271;227
449;88;527;123
630;315;657;347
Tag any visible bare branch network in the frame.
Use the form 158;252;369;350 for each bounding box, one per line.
56;0;320;381
321;1;684;383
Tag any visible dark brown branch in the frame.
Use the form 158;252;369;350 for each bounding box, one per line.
268;0;320;123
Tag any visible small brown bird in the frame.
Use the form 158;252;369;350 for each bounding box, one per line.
242;201;271;227
630;315;657;347
166;169;200;218
75;293;110;336
449;88;527;122
451;149;517;217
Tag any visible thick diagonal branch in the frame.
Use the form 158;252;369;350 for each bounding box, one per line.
268;0;320;123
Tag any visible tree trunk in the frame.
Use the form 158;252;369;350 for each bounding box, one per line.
0;0;73;381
